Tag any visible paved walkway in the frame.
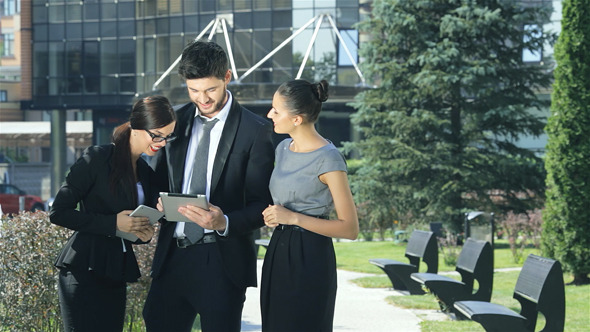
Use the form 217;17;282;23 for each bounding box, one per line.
240;259;446;331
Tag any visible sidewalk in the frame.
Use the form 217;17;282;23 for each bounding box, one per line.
240;259;444;332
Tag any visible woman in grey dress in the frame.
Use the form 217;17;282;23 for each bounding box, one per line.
261;79;359;331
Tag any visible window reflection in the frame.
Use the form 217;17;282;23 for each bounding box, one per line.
32;0;364;107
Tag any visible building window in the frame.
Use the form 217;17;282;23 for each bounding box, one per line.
338;29;358;66
2;0;19;16
0;90;7;102
522;24;542;63
1;33;14;57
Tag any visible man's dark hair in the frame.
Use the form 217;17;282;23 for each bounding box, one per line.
178;40;229;81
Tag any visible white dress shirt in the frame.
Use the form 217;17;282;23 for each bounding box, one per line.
174;92;233;238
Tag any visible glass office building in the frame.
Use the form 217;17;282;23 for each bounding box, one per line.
27;0;368;145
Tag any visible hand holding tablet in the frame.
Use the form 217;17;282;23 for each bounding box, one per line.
129;205;165;224
116;205;163;241
159;192;210;223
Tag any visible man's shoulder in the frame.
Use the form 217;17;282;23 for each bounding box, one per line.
173;102;195;115
233;100;270;128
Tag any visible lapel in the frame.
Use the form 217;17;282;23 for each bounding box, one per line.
167;103;196;192
211;98;240;193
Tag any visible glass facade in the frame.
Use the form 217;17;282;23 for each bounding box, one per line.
31;0;139;109
30;0;362;111
28;0;364;146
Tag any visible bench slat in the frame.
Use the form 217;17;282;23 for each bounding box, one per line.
514;255;554;302
369;230;438;294
410;272;463;286
369;258;413;269
454;254;565;332
410;238;493;314
454;300;525;320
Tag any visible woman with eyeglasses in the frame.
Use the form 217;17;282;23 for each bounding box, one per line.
50;95;176;331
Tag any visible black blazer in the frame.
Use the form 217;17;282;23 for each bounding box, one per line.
50;144;160;282
150;98;275;289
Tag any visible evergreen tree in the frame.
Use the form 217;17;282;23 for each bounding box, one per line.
542;0;590;285
345;0;555;231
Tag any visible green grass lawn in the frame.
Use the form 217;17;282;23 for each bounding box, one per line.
333;240;590;332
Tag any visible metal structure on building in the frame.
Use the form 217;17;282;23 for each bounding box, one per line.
152;14;366;92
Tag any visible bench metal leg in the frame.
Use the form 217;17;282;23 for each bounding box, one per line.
383;265;425;295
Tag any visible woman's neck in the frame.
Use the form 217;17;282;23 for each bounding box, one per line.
289;126;328;153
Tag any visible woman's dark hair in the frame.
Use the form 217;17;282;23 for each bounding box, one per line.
110;95;176;202
178;40;228;81
276;79;329;124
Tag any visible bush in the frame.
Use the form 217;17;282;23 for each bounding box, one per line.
0;211;70;331
542;0;590;285
124;229;157;331
436;228;461;266
499;209;542;264
0;211;157;331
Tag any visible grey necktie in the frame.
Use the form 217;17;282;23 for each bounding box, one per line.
184;117;219;244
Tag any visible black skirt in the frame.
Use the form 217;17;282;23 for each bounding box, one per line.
260;225;337;332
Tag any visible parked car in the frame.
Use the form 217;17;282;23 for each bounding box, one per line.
0;184;45;215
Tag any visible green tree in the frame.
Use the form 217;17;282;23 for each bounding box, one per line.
542;0;590;285
293;51;337;84
315;52;337;84
344;0;555;232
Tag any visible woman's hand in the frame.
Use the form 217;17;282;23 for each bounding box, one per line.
133;224;155;242
262;205;295;228
116;210;150;233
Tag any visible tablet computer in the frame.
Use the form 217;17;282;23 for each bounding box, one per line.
116;205;164;241
160;192;209;223
129;204;164;225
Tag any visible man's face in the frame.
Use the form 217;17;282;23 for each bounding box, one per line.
185;70;231;118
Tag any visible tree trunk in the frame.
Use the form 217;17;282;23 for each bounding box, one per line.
567;273;590;286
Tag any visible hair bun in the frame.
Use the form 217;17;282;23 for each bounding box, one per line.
316;80;329;102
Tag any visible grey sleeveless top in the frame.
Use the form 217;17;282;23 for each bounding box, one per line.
269;138;347;218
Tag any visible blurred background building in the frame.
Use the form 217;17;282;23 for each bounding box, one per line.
23;0;370;144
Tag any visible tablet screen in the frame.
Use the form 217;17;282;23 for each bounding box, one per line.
159;192;209;223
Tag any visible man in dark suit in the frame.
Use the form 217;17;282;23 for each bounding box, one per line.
143;40;274;332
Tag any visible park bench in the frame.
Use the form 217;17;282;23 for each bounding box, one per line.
454;254;565;332
255;239;270;248
410;238;493;314
369;230;438;295
255;239;270;257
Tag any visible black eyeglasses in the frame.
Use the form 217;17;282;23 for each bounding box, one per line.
144;129;177;143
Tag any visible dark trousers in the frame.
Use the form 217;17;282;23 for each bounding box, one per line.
143;242;246;332
58;267;126;332
261;226;337;332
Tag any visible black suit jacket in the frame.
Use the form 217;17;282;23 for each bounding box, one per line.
50;144;160;282
149;98;274;289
